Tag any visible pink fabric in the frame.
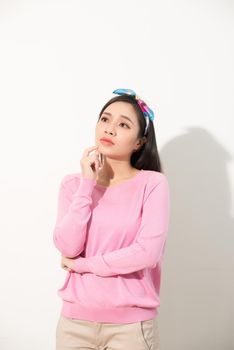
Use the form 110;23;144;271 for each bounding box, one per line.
53;169;170;323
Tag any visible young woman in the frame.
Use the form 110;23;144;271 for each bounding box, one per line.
53;88;170;350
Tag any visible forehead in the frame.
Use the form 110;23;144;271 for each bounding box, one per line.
102;101;137;120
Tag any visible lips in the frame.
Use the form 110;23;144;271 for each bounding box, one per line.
100;137;114;144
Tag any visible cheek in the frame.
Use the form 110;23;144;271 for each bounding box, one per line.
97;120;106;129
95;124;102;135
122;131;137;143
119;135;136;150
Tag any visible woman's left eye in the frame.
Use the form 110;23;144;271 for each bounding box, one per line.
120;123;130;128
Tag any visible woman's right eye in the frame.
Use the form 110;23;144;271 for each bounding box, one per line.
100;117;107;122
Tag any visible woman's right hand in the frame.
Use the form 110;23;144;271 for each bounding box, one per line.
80;145;103;181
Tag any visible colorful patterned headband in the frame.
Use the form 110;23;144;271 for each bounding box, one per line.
112;88;155;136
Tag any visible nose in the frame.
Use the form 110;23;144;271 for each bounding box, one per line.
105;130;114;135
105;125;115;135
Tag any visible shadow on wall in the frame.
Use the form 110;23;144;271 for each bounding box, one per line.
158;127;234;350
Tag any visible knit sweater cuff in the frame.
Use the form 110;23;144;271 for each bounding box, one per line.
73;257;92;273
72;255;111;276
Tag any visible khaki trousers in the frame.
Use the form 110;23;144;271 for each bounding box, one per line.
56;314;160;350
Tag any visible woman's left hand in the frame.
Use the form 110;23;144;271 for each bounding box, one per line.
61;255;75;272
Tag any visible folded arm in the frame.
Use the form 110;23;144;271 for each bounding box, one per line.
71;175;170;276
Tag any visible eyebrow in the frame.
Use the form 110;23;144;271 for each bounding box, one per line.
101;112;134;125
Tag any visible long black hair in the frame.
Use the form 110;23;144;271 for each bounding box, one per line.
97;94;163;173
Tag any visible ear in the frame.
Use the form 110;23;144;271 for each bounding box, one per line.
134;136;147;152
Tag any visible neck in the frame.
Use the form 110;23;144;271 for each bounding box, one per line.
97;157;137;182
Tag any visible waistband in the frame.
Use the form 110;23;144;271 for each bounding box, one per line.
61;300;158;323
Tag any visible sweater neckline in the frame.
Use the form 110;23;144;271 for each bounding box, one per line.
95;169;144;190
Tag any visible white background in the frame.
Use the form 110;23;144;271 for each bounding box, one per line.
0;0;233;349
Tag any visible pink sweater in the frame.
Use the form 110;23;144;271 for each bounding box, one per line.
53;169;170;323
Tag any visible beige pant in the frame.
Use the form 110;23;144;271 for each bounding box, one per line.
56;314;160;350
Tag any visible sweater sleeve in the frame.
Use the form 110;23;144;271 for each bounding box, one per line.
53;174;96;258
72;175;170;276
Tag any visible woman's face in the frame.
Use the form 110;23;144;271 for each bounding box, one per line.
95;101;142;160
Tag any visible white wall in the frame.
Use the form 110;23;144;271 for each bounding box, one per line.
0;1;233;349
